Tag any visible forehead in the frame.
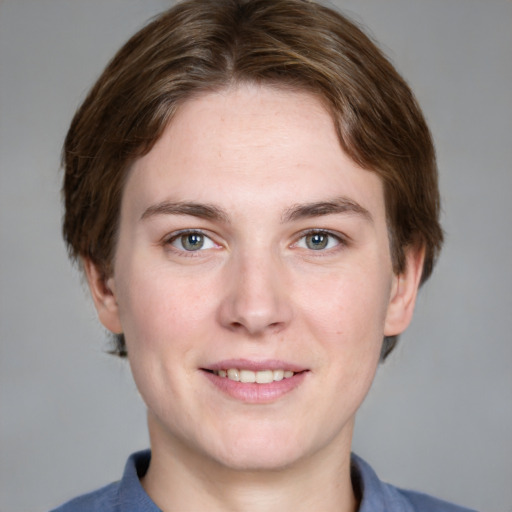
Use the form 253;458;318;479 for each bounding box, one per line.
124;84;386;222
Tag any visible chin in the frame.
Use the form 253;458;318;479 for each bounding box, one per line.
213;446;305;472
203;423;319;472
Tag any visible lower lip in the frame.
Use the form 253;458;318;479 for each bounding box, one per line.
202;370;308;403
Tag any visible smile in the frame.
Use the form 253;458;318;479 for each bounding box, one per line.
203;360;308;403
213;369;295;383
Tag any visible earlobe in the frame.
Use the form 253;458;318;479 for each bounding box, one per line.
83;259;123;334
384;246;425;337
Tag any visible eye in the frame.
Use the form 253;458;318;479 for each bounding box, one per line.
168;231;217;252
296;231;342;251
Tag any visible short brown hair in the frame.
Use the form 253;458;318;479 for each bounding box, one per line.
62;0;443;359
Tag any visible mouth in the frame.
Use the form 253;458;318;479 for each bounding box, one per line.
209;368;296;383
202;360;308;403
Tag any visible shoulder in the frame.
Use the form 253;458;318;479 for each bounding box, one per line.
351;453;478;512
395;488;478;512
49;450;158;512
49;481;121;512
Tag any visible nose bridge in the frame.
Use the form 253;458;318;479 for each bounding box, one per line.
218;244;292;335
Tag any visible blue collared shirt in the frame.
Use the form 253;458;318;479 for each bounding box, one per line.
50;450;477;512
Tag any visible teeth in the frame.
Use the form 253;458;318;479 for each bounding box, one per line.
227;368;239;381
273;369;284;381
255;370;273;384
215;368;296;383
240;370;256;383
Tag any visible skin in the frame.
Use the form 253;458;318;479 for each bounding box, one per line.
86;84;424;512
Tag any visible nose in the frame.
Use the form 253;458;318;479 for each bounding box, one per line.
217;251;293;336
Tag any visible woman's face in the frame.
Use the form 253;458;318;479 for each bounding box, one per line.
90;84;419;471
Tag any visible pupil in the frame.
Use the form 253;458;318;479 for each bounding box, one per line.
307;233;328;250
182;233;204;250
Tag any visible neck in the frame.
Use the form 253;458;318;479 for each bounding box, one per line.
141;414;358;512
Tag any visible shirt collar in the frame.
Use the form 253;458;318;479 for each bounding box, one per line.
122;449;405;512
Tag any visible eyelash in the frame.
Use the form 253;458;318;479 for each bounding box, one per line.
163;230;219;256
163;228;347;257
293;229;347;253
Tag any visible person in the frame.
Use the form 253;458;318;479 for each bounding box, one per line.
52;0;476;510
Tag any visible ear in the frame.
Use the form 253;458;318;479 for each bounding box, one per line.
83;259;123;334
384;245;425;337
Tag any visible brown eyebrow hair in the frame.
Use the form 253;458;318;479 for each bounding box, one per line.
141;201;230;223
281;197;373;223
141;197;372;225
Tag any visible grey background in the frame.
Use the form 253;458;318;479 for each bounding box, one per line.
1;1;511;511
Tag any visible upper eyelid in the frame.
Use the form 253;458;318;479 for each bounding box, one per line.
294;228;347;242
163;229;220;256
292;229;350;254
163;228;214;242
160;228;348;250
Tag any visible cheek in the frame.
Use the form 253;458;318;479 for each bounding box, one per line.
114;255;227;365
312;272;388;393
113;262;214;408
294;264;391;402
297;266;392;345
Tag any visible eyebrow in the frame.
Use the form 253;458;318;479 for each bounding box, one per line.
281;197;373;223
141;201;230;223
140;196;372;224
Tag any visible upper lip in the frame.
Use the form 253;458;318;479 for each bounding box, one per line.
205;359;308;373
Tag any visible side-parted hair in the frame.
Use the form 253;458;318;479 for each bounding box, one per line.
62;0;443;359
